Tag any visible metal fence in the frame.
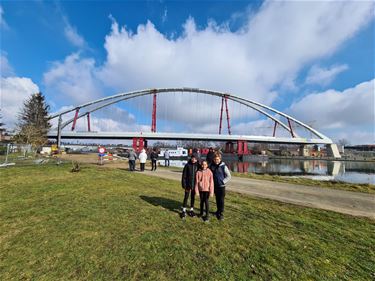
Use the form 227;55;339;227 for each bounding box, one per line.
0;143;65;167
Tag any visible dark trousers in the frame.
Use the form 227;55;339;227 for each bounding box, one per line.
151;160;157;171
199;191;210;216
129;160;135;171
165;159;170;166
182;189;195;209
215;186;226;215
140;163;145;171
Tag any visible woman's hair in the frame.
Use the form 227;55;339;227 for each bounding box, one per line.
214;152;222;159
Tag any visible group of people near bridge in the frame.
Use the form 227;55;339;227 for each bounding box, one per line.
127;147;231;222
181;149;231;222
127;148;169;172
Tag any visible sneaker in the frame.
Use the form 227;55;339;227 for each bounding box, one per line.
180;211;186;219
203;216;209;222
188;210;196;217
218;214;224;221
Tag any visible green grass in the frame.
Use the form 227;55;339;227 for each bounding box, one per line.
233;172;375;194
1;165;374;280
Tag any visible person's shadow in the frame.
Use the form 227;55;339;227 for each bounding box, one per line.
140;196;180;214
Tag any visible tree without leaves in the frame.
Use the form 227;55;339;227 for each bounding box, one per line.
338;139;351;147
0;110;5;135
15;92;51;148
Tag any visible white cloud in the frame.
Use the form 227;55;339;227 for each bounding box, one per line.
288;79;375;144
0;53;14;77
0;77;40;129
43;53;101;104
305;64;349;86
43;1;374;138
63;17;86;48
162;8;168;23
0;5;8;29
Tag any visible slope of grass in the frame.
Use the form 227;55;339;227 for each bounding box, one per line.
0;165;374;280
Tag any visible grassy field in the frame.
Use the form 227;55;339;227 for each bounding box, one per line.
0;164;374;280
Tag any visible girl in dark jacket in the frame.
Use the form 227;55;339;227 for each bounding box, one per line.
181;155;200;218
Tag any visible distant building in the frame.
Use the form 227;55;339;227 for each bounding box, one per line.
345;145;375;152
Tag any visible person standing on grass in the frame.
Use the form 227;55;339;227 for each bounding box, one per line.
139;149;147;171
181;155;200;218
195;160;214;222
150;148;158;171
128;149;137;171
164;149;170;167
210;153;231;220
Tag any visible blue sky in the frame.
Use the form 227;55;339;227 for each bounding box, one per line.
1;0;374;144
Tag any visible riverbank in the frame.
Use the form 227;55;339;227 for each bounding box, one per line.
268;155;375;162
1;164;374;280
232;172;375;194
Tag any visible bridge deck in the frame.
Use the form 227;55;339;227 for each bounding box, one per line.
48;131;332;145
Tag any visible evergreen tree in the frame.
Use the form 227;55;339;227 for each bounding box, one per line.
15;92;51;147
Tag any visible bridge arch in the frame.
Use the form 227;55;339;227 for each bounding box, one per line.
49;87;333;147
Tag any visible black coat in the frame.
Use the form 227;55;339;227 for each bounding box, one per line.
150;151;158;161
181;160;200;189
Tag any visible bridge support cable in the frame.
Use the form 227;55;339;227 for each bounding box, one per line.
87;113;91;132
219;97;224;134
273;121;277;137
224;95;232;135
287;118;295;138
151;91;157;133
71;109;80;131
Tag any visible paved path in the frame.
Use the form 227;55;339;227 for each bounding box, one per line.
143;169;375;219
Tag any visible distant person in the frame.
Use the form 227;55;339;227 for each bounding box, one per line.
192;148;201;163
128;149;137;171
210;153;231;220
139;149;147;171
150;148;158;171
206;147;215;165
181;155;200;218
195;160;214;222
164;149;170;167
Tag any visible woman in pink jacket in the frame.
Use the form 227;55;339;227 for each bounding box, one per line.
195;161;214;222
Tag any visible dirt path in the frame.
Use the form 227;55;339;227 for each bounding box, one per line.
143;169;375;219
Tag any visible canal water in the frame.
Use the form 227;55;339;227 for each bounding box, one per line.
157;158;375;185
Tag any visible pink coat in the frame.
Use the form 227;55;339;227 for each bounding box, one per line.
195;169;214;196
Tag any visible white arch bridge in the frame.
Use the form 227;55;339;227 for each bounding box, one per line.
47;87;341;157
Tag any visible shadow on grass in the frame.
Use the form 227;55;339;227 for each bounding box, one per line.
140;196;181;214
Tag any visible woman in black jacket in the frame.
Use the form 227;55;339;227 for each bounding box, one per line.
181;155;200;218
150;148;158;171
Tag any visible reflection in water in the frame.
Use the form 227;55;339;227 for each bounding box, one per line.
158;158;375;185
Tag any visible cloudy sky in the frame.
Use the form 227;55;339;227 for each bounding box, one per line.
0;0;374;144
